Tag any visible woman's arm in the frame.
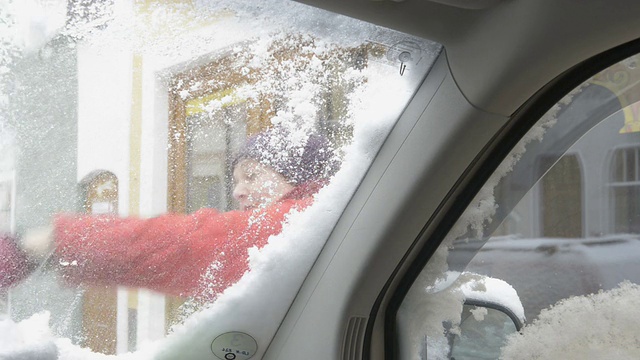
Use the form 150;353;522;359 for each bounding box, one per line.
53;199;304;297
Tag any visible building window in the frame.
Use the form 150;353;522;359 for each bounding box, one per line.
167;38;372;213
610;146;640;234
184;101;248;213
540;154;583;237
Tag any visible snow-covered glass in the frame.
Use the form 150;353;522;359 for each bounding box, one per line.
397;52;640;359
0;0;441;357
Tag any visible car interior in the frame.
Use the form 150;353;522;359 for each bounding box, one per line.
266;1;640;359
1;0;640;359
269;0;640;359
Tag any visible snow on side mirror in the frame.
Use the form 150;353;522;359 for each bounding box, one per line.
447;274;525;360
449;301;521;360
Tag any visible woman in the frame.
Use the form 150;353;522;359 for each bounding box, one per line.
0;127;337;299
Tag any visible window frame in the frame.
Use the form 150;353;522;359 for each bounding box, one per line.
167;47;274;214
166;41;373;213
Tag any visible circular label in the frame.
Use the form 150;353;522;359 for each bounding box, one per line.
211;332;258;360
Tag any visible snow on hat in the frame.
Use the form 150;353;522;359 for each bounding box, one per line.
233;126;338;185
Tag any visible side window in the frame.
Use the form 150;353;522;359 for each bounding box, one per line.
396;52;640;358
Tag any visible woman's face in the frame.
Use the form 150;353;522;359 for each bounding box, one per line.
232;159;295;210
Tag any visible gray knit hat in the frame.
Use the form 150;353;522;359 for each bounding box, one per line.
233;127;338;185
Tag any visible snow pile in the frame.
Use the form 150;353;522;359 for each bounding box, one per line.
0;0;66;57
0;311;116;359
0;312;58;359
500;281;640;360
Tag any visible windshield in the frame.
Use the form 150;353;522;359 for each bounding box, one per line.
0;0;441;358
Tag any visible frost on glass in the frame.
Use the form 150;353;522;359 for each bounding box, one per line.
398;53;640;359
0;0;441;358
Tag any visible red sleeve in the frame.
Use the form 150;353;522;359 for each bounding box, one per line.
0;234;34;289
53;198;308;298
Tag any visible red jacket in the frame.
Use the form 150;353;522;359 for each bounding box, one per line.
0;182;322;298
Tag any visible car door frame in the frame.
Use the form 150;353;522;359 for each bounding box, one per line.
373;37;640;359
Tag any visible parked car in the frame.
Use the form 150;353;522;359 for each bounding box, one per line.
1;0;640;359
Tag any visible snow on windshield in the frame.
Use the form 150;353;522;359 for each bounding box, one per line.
0;0;440;358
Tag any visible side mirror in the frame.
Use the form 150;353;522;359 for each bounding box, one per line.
449;301;522;360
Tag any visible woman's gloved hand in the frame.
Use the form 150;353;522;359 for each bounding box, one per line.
0;234;36;288
20;226;54;260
